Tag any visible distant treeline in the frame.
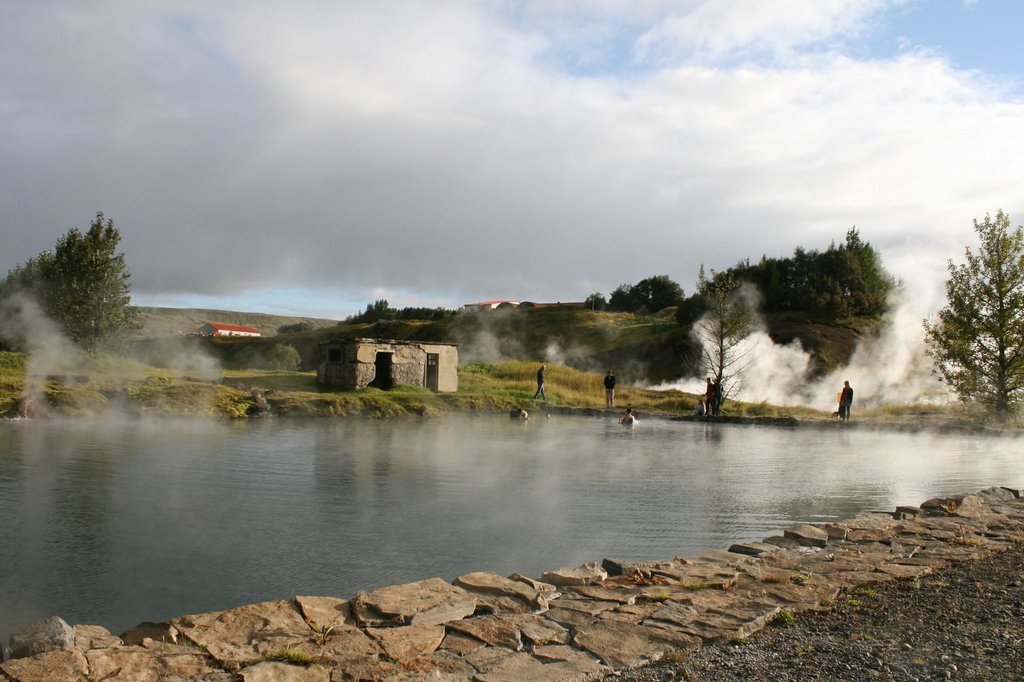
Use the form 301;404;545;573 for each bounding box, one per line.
593;228;894;322
346;299;457;324
340;230;894;326
724;228;895;319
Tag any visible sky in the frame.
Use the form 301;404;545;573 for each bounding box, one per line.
3;0;1024;320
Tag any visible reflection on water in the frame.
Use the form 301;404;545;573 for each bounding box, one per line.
1;416;1021;643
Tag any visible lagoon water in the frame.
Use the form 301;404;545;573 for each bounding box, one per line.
1;415;1022;643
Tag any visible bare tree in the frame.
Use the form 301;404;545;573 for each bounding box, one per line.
691;266;757;408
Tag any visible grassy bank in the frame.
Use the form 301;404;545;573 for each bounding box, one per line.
0;350;975;427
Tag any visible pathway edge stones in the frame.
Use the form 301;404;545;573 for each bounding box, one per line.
4;486;1021;681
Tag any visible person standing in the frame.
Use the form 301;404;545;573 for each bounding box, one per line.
533;364;547;401
704;377;714;416
839;380;854;421
711;378;723;416
603;370;616;408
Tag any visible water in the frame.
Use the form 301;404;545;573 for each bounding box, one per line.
1;415;1022;644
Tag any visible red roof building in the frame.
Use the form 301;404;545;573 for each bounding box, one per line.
197;322;262;337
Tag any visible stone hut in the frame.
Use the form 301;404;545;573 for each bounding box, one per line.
317;338;458;392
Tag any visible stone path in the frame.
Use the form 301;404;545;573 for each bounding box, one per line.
4;487;1022;682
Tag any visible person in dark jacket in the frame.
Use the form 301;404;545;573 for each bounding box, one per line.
604;370;616;408
533;364;547;401
839;380;854;421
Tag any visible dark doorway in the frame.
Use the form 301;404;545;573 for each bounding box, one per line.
370;352;394;389
425;353;439;391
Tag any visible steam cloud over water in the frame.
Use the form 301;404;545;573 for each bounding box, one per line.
666;288;949;411
0;294;83;402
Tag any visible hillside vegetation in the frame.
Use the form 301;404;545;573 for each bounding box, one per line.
132;306;340;338
134;306;880;387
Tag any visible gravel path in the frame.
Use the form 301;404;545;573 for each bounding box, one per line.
608;544;1024;681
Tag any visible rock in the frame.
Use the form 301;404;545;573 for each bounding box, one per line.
453;571;548;614
683;549;757;566
119;621;176;646
545;598;620;617
72;624;121;651
238;661;330;681
540;562;608;586
0;649;87;681
762;535;802;549
171;599;314;668
543;607;597;629
894;505;921;519
784;524;830;548
351;577;476;627
650;600;782;642
876;562;934;579
438;630;487;655
507;573;559;596
728;541;782;557
8;616;75;660
365;624;445;663
977;486;1019;502
85;644;224;681
847;528;895;543
565;583;638;604
601;558;671;577
294;596;354;632
473;650;609;682
519;616;570;646
572;619;699;670
824;523;849;540
447;615;525;651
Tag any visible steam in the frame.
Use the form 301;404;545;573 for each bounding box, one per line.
0;294;84;404
130;337;222;382
662;287;949;412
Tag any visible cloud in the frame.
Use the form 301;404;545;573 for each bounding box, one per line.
1;1;1023;318
635;0;897;64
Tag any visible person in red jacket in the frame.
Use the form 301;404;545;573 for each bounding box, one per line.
839;380;854;421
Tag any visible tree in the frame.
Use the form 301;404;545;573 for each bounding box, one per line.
585;292;607;311
691;266;757;404
266;343;302;370
278;322;314;334
1;212;135;353
608;275;684;313
924;211;1024;420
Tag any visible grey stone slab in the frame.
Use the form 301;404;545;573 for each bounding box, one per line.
119;621;176;647
86;645;224;681
446;615;524;651
473;650;609;682
661;601;781;642
72;624;121;651
572;619;699;670
352;577;476;627
544;608;597;629
8;616;74;660
295;596;355;632
171;599;313;668
784;524;829;548
564;584;638;604
728;541;782;557
0;649;87;681
239;661;331;681
453;571;548;613
366;623;445;663
520;617;570;646
540;562;608;586
439;629;487;655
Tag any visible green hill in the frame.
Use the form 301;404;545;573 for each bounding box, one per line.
136;306;880;385
131;306;341;339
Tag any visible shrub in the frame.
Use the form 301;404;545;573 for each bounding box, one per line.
266;344;302;370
